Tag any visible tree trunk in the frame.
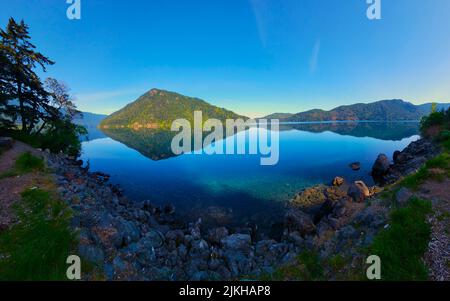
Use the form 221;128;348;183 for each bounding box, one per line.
35;121;47;135
17;81;27;133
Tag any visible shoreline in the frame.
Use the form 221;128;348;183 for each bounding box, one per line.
57;136;440;279
1;135;440;280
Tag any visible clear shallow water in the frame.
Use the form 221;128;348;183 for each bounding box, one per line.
81;122;420;231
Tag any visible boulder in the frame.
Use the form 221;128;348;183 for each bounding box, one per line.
284;209;316;236
393;150;401;164
221;234;252;252
114;218;141;246
78;244;105;265
141;229;165;249
332;176;345;187
314;199;336;223
355;181;370;197
347;181;370;202
207;227;229;245
372;154;391;176
396;187;413;207
0;137;14;149
349;162;361;171
289;185;327;215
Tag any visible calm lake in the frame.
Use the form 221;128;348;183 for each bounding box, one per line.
81;121;420;232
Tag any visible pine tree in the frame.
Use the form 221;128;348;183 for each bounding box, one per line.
0;17;54;133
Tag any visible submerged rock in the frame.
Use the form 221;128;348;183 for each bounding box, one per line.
289;185;328;216
349;162;361;171
332;177;345;187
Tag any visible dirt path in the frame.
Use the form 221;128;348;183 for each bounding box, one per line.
420;179;450;281
0;140;45;230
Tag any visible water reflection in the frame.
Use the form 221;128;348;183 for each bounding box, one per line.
98;122;419;161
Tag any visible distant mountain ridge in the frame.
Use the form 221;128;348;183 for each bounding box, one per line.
100;89;247;129
74;112;107;128
73;112;108;141
263;99;450;122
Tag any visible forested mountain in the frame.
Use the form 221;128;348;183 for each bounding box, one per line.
265;99;450;122
100;89;246;129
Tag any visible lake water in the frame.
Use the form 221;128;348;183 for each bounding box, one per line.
81;122;420;233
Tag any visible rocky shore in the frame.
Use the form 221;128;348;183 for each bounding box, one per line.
35;137;439;280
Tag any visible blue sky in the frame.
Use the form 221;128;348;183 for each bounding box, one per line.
1;0;450;117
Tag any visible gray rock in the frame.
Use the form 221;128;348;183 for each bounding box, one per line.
0;137;13;149
78;244;105;265
372;154;391;176
177;244;188;259
191;271;209;281
337;225;359;240
141;230;164;249
208;258;222;270
349;162;361;171
284;209;316;236
104;263;114;280
115;218;141;246
332;176;345;187
112;256;128;273
396;187;413;207
287;231;304;247
255;240;277;257
165;230;185;245
347;181;370;203
207;227;229;245
221;234;252;252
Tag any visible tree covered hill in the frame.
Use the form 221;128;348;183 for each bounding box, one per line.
266;99;450;122
100;89;247;129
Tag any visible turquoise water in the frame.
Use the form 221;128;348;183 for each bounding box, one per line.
81;122;420;230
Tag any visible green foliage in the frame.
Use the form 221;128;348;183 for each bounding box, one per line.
38;120;87;157
327;254;346;271
370;198;432;281
0;152;44;179
1;19;86;156
15;152;44;172
420;107;450;138
0;189;76;280
287;99;438;122
431;103;438;113
6;121;87;156
401;153;450;189
260;251;324;281
100;89;247;129
0;18;54;134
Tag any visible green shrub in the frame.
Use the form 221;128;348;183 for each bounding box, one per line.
14;152;45;173
401;153;450;189
6;121;87;157
0;189;76;280
370;198;432;281
261;250;324;281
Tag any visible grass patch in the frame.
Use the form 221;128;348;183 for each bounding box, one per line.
369;198;432;281
0;188;77;280
260;251;324;281
15;152;45;173
0;152;45;179
400;153;450;189
328;254;346;271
